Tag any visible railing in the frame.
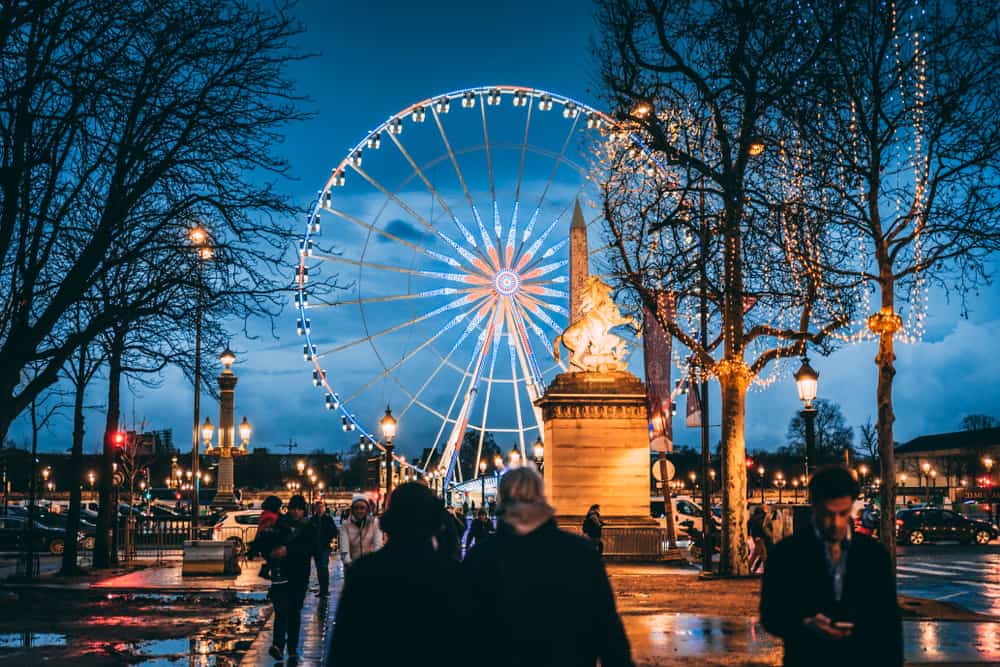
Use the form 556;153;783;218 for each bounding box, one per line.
119;518;192;562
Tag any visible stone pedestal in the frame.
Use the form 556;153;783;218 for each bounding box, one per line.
213;456;240;509
535;371;662;560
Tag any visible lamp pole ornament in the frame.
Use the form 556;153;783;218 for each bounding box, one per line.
794;357;819;478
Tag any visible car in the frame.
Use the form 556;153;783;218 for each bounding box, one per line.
896;508;999;546
211;510;262;554
651;496;720;535
1;509;96;551
0;515;81;555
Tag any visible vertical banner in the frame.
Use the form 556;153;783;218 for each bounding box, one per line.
686;377;702;428
643;291;674;452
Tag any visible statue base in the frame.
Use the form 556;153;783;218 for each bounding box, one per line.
535;371;662;561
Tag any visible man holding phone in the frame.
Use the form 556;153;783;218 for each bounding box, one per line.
761;465;902;666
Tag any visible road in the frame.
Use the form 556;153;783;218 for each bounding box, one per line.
0;555;76;579
897;542;1000;616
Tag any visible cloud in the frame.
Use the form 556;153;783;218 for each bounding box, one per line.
378;218;436;246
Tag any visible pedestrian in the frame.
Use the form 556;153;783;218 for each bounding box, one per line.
761;465;902;667
582;503;605;555
266;494;317;664
748;506;768;573
464;467;634;667
339;494;382;569
248;495;283;581
487;497;497;518
311;500;338;597
765;506;786;545
434;505;464;560
470;499;477;513
462;498;470;516
465;508;494;552
327;483;464;667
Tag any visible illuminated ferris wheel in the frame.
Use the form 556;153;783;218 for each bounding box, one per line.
294;85;636;483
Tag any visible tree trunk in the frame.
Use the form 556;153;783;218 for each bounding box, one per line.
875;289;899;576
60;348;89;576
718;360;750;576
93;331;123;569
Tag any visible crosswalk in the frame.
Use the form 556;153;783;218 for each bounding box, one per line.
896;560;987;580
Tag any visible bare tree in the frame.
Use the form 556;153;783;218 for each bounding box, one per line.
791;0;1000;567
960;414;998;432
0;0;312;444
859;418;878;465
785;399;854;467
594;0;851;575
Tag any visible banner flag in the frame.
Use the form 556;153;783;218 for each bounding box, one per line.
643;292;674;452
686;379;702;428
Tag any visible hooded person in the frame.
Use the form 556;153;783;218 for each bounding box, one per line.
338;493;383;569
248;495;285;581
327;483;464;666
266;494;318;664
462;467;634;667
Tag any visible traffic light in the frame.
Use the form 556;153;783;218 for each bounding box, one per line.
112;431;126;448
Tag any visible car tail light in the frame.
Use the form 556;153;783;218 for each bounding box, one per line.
895;519;903;527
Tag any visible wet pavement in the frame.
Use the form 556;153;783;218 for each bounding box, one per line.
896;543;1000;616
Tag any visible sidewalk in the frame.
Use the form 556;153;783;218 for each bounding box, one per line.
608;564;1000;666
241;561;344;665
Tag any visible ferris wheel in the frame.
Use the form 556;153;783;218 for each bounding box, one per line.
294;85;642;484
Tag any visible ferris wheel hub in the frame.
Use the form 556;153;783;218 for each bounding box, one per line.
493;269;521;296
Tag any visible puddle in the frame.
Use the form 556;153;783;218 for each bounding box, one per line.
0;632;67;649
236;591;268;603
629;613;780;657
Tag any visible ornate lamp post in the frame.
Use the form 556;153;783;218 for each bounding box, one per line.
533;437;544;472
205;348;248;512
479;459;487;507
791;477;800;503
87;470;96;500
508;446;522;468
794;357;819;478
774;472;786;504
380;404;397;508
188;226;212;538
757;465;766;504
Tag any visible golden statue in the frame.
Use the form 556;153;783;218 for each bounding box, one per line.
554;276;638;373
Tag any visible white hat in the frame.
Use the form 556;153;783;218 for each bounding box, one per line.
351;494;368;507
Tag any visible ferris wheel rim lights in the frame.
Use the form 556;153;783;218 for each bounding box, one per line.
294;85;656;478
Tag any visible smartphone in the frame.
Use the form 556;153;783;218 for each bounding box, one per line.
833;621;855;629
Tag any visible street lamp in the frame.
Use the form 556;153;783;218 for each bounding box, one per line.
533;437;544;471
794;357;819;477
201;417;214;449
791;477;800;503
239;416;251;451
380;404;397;507
508;446;522;468
757;466;766;504
479;459;487;508
188;225;212;539
688;471;697;490
630;98;654;120
296;459;306;475
748;135;766;157
774;472;786;504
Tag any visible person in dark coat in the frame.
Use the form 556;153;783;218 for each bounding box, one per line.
463;467;634;667
582;504;604;555
465;508;494;552
267;494;317;664
328;483;464;666
433;506;464;561
311;501;338;597
761;466;902;667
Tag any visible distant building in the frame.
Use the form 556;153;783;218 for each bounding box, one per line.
895;427;1000;501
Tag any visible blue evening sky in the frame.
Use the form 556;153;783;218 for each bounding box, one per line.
10;0;1000;462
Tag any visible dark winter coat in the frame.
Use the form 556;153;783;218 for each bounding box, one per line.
463;518;634;667
327;541;464;666
312;511;338;551
275;514;318;589
465;517;494;550
760;528;903;667
582;512;603;540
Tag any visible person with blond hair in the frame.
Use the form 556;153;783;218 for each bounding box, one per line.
463;467;634;667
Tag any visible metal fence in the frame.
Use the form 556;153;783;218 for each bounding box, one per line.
119;518;192;562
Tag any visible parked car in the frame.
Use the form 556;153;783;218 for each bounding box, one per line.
211;510;261;554
0;515;81;555
1;508;96;551
896;508;998;545
651;495;721;535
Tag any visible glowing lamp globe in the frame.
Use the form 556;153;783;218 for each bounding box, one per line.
794;357;819;409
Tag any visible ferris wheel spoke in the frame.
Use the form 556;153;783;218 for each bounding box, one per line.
314;287;476;308
519;292;568;318
504;102;534;268
514;299;568;370
517;298;565;339
313;252;487;286
473;308;505;475
342;304;483;406
322;204;463;270
421;348;480;469
317;293;488;358
519;284;567;299
507;303;546;436
347;164;492;276
521;259;568;281
513;170;591;268
501;303;528;456
383;131;493;271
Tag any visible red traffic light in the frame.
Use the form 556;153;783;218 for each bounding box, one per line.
112;431;126;447
746;457;754;468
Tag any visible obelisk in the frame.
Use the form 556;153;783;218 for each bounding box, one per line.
569;198;588;326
